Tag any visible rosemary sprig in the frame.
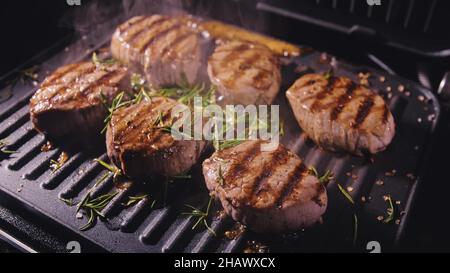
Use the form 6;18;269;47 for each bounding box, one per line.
93;158;122;188
124;194;148;207
353;214;358;245
154;77;216;107
49;152;69;174
308;167;334;185
337;182;358;245
337;183;354;205
0;139;16;155
91;52;116;66
216;140;244;151
59;197;76;207
323;69;334;80
182;196;216;236
383;195;395;224
101;91;132;133
78;191;119;231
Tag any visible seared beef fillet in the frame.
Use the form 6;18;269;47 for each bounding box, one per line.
202;140;327;233
286;74;395;155
30;61;129;139
106;97;206;178
111;15;207;88
207;40;281;106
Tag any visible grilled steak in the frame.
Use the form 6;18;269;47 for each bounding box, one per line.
203;140;327;233
286;74;395;155
106;97;206;178
207;40;281;106
30;61;129;139
111;15;207;88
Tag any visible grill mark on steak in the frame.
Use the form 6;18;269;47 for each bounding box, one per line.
223;50;272;89
115;101;174;146
119;16;147;33
81;69;123;96
222;141;262;189
137;22;185;53
43;64;99;103
127;16;168;45
160;31;194;60
276;162;307;208
353;94;375;128
41;63;83;88
219;43;252;69
330;82;358;120
249;146;291;204
310;77;338;112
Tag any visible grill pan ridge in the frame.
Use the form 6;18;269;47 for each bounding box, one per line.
0;20;440;253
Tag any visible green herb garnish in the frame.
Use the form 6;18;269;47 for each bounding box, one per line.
124;194;148;207
183;196;216;236
383;195;395;224
155;76;216;107
91;52;116;66
59;197;76;207
101;92;132;133
337;183;354;205
77;191;119;231
323;69;334;80
353;214;358;245
309;167;334;185
0;139;16;155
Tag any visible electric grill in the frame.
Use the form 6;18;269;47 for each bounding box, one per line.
0;0;447;253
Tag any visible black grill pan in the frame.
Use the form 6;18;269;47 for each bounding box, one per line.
0;25;440;252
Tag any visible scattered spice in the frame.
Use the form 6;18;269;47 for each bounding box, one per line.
377;215;384;221
361;196;367;202
347;186;354;193
379;76;386;82
398;85;405;92
395;219;401;225
386;86;392;92
385;169;396;177
417;117;422;123
41;141;55;152
406;173;416;180
405;91;411;97
417;95;425;102
224;223;246;240
427;114;436;122
358;72;371;86
243;240;269;253
375;180;384;186
49;152;69;173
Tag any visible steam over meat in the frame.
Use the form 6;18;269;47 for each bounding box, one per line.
207;40;281;105
30;61;129;139
203;140;327;233
286;74;395;155
106;97;206;178
111;15;208;88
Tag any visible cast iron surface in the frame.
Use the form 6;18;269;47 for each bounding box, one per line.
0;26;440;252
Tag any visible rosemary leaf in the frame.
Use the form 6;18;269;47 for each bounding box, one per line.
337;183;354;205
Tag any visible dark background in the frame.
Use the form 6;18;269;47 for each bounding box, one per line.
1;0;450;252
